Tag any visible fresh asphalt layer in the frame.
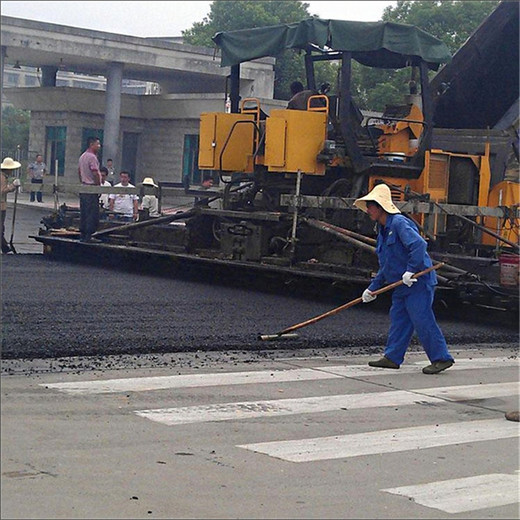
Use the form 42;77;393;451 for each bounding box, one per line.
1;197;518;368
2;253;518;364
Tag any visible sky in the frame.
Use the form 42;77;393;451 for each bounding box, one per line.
1;1;396;37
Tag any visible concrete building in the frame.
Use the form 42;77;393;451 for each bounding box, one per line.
2;64;155;95
1;16;283;186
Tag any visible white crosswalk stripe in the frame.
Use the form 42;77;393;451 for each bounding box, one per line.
237;418;519;462
39;355;519;514
41;367;342;394
135;381;518;425
41;356;518;394
382;473;520;514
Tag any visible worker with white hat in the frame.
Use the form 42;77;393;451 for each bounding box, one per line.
1;157;22;253
354;183;454;374
139;177;160;218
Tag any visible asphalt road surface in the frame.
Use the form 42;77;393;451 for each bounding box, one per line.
2;347;519;519
2;202;518;366
2;253;518;361
2;197;51;254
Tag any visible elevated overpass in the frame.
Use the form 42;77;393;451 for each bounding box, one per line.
0;15;275;165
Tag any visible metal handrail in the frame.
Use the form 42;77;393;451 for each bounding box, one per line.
218;119;261;183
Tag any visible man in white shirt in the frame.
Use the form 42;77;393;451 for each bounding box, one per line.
108;171;138;222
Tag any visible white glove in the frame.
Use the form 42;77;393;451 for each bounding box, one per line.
12;178;21;187
402;271;418;287
362;289;377;303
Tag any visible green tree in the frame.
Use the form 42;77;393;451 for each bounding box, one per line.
382;0;500;54
351;0;500;111
1;106;30;157
183;1;499;109
182;0;337;99
183;0;311;45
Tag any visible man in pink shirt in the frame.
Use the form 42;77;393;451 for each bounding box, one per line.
78;137;101;242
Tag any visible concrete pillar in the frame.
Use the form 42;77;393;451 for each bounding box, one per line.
230;64;240;113
103;62;123;169
1;47;6;110
1;47;6;86
41;66;58;86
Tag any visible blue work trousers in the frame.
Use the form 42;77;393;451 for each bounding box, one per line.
384;283;453;366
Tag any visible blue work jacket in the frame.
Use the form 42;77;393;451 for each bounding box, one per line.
368;213;436;292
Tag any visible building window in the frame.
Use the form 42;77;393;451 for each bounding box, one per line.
25;75;37;87
182;134;214;188
81;128;104;164
45;126;67;176
74;80;102;90
6;73;19;86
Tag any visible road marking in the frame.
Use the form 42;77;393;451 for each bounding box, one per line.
383;473;520;513
135;382;519;426
41;357;518;394
41;368;344;394
238;419;520;462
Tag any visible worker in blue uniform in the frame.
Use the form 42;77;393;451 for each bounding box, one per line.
354;183;454;374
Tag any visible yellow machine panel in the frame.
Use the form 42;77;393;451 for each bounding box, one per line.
419;151;449;203
368;151;448;204
482;180;520;247
265;117;286;168
369;146;495;240
378;103;424;157
198;112;255;172
264;109;327;175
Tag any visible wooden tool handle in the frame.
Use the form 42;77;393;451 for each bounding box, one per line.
278;263;444;336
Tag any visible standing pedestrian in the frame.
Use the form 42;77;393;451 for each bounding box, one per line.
354;183;455;374
105;158;116;185
109;171;139;222
78;137;102;242
201;174;214;189
27;153;46;202
99;166;112;211
139;177;161;218
1;157;21;254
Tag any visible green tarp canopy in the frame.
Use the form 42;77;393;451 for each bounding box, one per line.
213;19;451;70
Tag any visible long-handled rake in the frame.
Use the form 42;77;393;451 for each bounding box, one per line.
259;263;444;341
8;186;19;254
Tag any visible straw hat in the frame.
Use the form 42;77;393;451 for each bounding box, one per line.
354;184;401;214
141;177;158;187
1;157;21;170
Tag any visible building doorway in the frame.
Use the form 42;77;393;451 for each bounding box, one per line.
121;132;139;184
46;126;67;176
